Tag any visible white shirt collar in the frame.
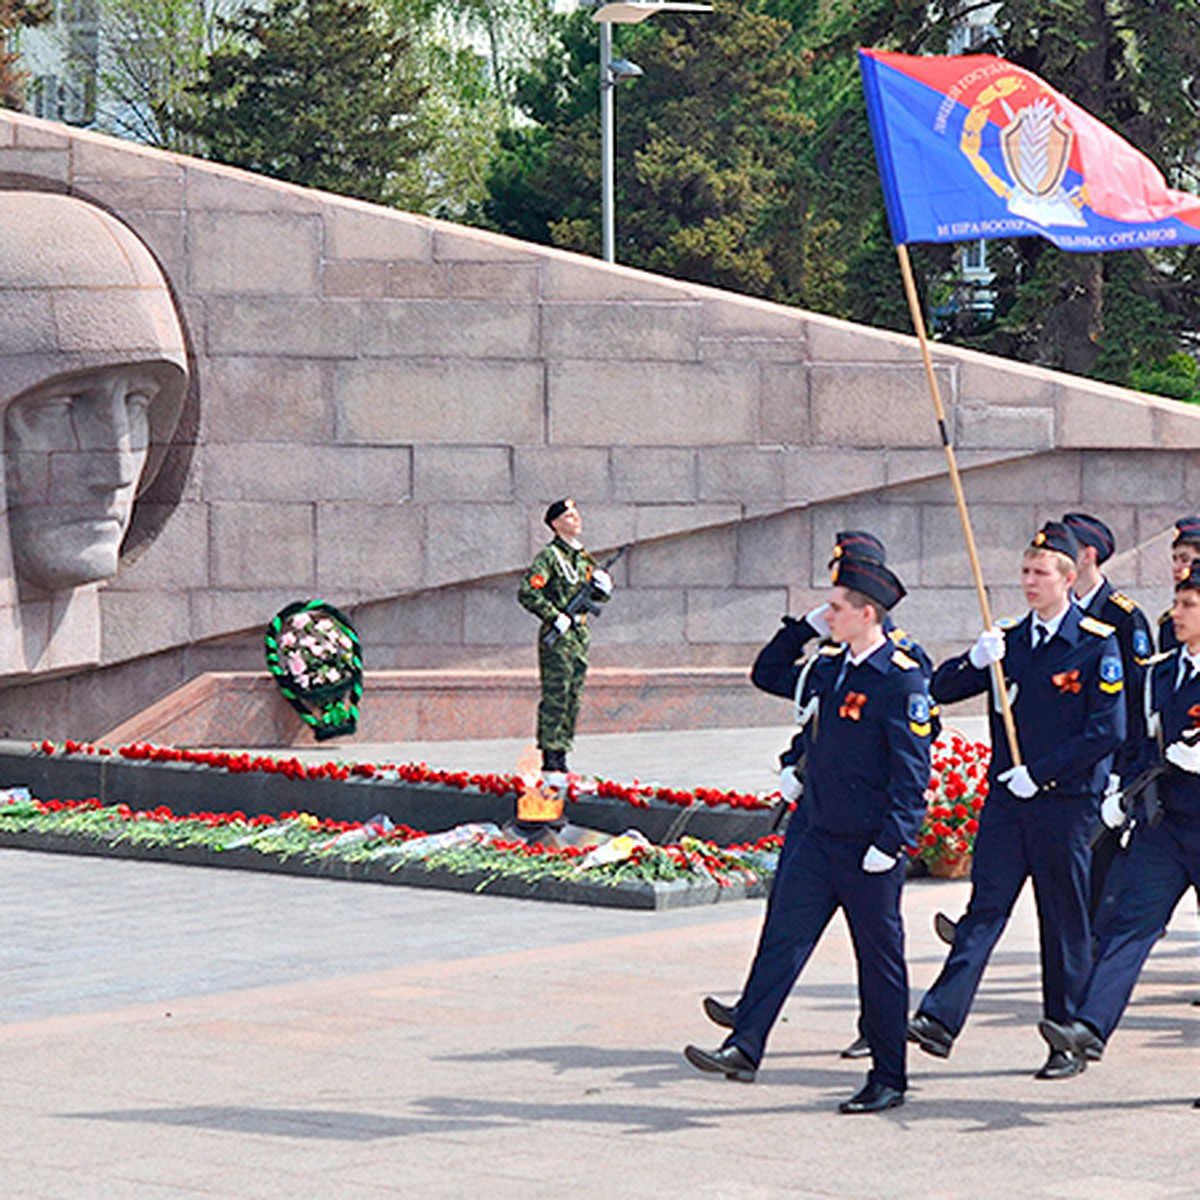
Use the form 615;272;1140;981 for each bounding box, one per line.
1073;579;1104;611
1032;602;1071;642
849;636;887;666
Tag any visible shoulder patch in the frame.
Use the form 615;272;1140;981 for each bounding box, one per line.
1079;615;1116;638
891;649;918;671
1108;591;1137;615
1099;655;1124;693
1132;628;1153;660
907;692;932;735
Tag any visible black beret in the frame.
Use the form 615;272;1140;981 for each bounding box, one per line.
828;529;887;570
833;558;906;611
1030;521;1079;562
544;498;575;527
1063;512;1115;563
1173;516;1200;548
1177;564;1200;592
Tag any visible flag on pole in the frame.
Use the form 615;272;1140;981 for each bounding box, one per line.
858;48;1200;252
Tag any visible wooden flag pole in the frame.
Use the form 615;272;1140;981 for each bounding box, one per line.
896;243;1021;763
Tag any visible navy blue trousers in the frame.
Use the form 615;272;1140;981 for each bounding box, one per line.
1078;817;1200;1040
726;822;909;1091
919;791;1094;1036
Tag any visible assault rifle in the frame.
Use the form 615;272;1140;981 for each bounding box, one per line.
542;543;630;647
1088;761;1165;850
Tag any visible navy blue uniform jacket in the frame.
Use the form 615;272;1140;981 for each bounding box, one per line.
933;606;1125;797
798;641;932;858
1143;651;1200;823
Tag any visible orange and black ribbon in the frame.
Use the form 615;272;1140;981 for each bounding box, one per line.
839;691;867;720
1052;669;1081;695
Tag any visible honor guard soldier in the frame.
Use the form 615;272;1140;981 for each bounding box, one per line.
517;499;613;788
908;522;1125;1080
722;529;935;1061
1158;516;1200;653
685;558;932;1114
1038;564;1200;1100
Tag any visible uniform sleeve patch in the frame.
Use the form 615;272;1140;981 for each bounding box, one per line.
907;692;932;735
1133;629;1152;659
529;574;546;590
1099;655;1124;693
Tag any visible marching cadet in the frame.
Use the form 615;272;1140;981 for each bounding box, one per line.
685;558;932;1114
1038;563;1200;1104
1157;516;1200;653
908;522;1125;1080
517;499;613;787
706;530;934;1062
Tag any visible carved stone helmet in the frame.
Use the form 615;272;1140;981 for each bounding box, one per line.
0;190;188;493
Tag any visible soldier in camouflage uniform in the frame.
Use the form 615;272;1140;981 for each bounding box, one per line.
518;499;613;785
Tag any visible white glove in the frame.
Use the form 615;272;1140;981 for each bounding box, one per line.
592;568;613;596
861;845;898;874
777;766;803;803
805;603;832;638
553;612;572;635
1100;775;1126;830
968;626;1006;669
1165;738;1200;775
998;764;1038;799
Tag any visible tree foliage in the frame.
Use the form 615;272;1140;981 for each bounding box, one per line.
0;0;50;110
183;0;433;208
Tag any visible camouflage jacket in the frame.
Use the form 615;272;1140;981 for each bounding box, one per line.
518;537;607;639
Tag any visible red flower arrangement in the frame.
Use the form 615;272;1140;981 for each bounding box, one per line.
914;731;991;874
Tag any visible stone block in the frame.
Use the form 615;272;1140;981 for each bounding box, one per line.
413;445;513;502
117;212;187;289
355;588;467;651
74;176;186;213
190;212;321;295
548;362;758;446
701;294;809;340
323;261;387;297
324;202;432;261
541;252;694;301
540;301;701;361
449;263;540;300
211;502;315;589
956;403;1055;450
1082;450;1185;506
919;502;1036;588
204;444;412;503
0;149;68;183
634;504;742;541
699;336;808;363
805;313;916;362
337;361;543;445
316;502;424;593
685;586;789;644
100;591;190;663
461;586;536;646
957;356;1059;406
736;509;813;587
432;225;538;263
423;504;531;588
203;357;333;443
16;119;69;149
386;262;452;298
0;118;13;147
783;448;886;506
697;447;785;502
894;585;989;657
592;586;686;644
512;447;610;502
184;163;321;213
1058;388;1155;448
1153;400;1200;449
21;587;100;675
188;588;315;642
611;448;696;503
568;504;637;554
360;299;538;358
206;297;360;357
760;364;810;445
811;365;954;447
72;133;174;179
629;525;737;587
111;501;210;591
812;501;923;586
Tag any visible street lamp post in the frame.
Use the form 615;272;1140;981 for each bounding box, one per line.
592;1;711;264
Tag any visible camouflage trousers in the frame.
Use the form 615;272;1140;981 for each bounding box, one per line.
537;637;589;753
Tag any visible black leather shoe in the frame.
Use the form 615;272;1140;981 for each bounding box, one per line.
1034;1047;1086;1079
907;1012;954;1058
840;1033;871;1059
684;1043;756;1082
702;995;737;1029
1039;1018;1105;1063
934;911;958;946
838;1081;905;1114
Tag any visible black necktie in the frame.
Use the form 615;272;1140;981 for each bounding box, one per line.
1032;625;1048;652
1179;660;1196;691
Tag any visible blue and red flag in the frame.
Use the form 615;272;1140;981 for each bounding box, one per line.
858;48;1200;251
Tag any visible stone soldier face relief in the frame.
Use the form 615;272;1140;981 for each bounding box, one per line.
0;191;188;596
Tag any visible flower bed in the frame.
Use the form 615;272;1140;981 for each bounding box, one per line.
914;730;991;874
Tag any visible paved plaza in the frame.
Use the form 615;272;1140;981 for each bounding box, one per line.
0;725;1196;1198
